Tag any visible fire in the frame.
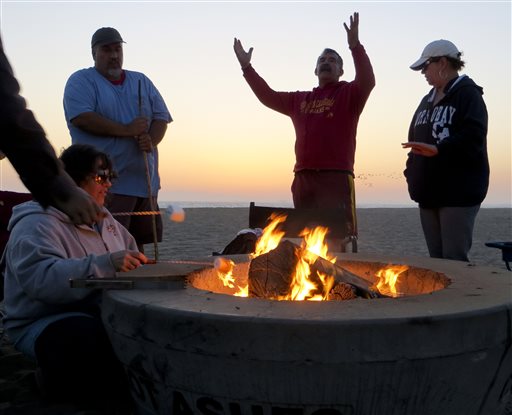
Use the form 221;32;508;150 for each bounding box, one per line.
233;285;248;297
279;255;320;301
276;226;337;301
253;213;287;257
214;257;236;288
214;257;248;297
215;215;410;301
374;265;409;297
215;214;337;301
300;226;336;264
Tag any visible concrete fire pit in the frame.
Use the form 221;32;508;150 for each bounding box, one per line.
102;254;512;415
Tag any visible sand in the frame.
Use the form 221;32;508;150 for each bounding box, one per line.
157;207;511;268
1;207;511;414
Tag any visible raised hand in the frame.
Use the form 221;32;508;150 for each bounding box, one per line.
233;38;253;69
343;12;360;49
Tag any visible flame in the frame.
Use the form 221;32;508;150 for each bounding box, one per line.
252;213;287;257
234;285;248;297
279;254;319;301
317;272;336;298
214;257;236;288
300;226;336;264
374;265;409;297
278;226;336;301
216;215;337;301
214;257;248;297
215;214;288;298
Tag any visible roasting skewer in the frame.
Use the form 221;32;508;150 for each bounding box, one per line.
138;79;159;260
110;204;185;221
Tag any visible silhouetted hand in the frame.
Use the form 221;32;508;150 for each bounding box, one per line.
233;38;253;69
110;250;148;272
344;12;360;49
125;116;148;137
52;173;103;225
401;142;439;157
136;132;153;152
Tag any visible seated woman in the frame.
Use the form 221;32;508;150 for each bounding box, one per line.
1;144;147;405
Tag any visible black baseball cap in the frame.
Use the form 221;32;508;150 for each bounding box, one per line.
91;27;125;48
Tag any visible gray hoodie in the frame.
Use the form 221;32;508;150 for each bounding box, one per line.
2;201;137;340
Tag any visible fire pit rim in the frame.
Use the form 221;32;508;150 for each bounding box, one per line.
101;254;512;415
103;252;512;362
110;253;512;322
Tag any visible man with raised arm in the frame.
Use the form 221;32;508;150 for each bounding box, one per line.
233;13;375;236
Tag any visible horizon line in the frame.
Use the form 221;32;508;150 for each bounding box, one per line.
159;201;512;209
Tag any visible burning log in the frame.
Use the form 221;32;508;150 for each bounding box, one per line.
328;283;358;301
248;240;376;300
249;239;307;299
306;250;385;299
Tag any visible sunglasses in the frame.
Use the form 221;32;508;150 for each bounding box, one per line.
93;169;117;185
421;57;441;71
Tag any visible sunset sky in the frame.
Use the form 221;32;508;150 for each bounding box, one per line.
0;1;510;207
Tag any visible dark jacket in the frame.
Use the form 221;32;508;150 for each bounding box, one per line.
404;75;489;208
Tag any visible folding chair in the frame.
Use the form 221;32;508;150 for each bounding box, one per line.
248;202;358;253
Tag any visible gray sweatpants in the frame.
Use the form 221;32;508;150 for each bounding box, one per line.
419;205;481;262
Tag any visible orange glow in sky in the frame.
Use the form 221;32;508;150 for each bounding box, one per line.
1;2;510;207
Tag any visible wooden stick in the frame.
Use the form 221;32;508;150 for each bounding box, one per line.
138;79;159;260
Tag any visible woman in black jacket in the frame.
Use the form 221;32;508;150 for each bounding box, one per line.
402;39;489;262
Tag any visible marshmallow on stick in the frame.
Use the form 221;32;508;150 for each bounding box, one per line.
166;204;186;222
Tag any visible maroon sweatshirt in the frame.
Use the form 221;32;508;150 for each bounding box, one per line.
242;43;375;172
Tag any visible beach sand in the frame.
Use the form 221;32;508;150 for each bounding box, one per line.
1;207;511;414
157;207;511;268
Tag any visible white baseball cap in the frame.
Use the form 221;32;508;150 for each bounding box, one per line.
410;39;461;71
